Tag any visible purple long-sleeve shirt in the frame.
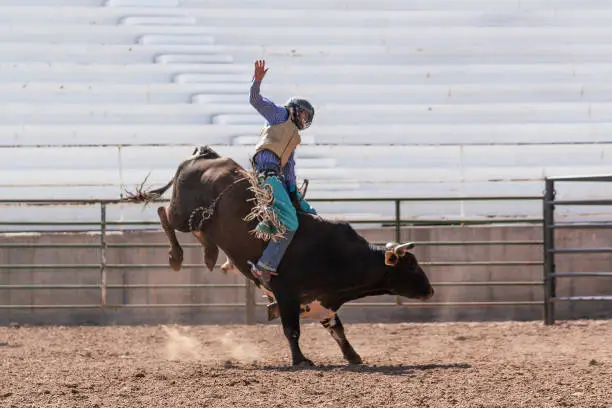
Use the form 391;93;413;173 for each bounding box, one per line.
249;79;297;193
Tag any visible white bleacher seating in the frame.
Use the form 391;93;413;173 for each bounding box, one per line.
2;0;612;228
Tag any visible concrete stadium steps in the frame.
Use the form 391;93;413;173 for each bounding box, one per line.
5;25;612;47
4;63;612;85
3;82;612;105
303;144;612;169
0;44;232;65
192;83;612;104
5;43;612;65
6;102;612;125
102;144;612;171
307;123;612;145
5;0;612;10
143;0;612;12
4;145;612;201
154;43;612;65
4;145;612;175
0;145;356;195
1;0;612;224
4;5;612;27
0;63;245;84
212;102;612;125
0;0;103;6
0;104;212;125
0;125;254;146
7;123;612;147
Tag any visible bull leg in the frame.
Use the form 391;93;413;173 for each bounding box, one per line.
157;206;183;271
276;293;313;367
321;314;363;365
192;231;219;272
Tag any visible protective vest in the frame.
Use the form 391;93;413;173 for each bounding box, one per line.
255;117;301;169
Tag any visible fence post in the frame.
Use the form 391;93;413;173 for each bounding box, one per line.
100;203;108;307
394;199;401;243
245;277;256;325
394;199;403;306
543;179;556;325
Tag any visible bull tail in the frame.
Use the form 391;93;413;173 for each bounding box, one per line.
122;172;174;204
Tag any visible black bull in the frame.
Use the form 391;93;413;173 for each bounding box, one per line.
125;146;435;366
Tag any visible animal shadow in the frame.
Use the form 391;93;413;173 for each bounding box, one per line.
260;362;471;375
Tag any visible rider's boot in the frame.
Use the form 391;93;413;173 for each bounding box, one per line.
248;261;277;291
249;229;296;291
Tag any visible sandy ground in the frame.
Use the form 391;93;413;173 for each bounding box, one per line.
1;320;611;408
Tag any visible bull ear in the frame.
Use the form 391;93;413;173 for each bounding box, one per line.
385;250;399;266
394;242;415;257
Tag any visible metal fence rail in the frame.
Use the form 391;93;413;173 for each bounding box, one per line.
0;195;545;324
543;175;612;325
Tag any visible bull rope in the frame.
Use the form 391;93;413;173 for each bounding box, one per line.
187;177;245;232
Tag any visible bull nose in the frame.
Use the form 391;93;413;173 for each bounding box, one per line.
421;286;435;300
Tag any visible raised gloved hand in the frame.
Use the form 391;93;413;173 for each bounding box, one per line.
253;59;268;82
299;198;317;215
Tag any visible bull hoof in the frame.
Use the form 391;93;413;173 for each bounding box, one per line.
169;259;181;271
293;359;315;368
347;355;363;365
266;302;280;321
169;250;183;272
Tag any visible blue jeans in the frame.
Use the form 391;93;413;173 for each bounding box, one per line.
255;175;316;272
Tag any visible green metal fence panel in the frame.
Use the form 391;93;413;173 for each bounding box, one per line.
543;175;612;325
0;196;545;324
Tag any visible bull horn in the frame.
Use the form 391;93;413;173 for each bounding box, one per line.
393;242;415;256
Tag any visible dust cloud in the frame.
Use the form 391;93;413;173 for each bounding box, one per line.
161;325;261;363
220;330;262;362
162;326;205;361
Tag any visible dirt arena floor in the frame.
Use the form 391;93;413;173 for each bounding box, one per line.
1;320;611;408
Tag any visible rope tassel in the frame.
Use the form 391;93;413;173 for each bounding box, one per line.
241;169;287;242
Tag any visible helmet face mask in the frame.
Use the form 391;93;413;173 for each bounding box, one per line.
286;97;315;130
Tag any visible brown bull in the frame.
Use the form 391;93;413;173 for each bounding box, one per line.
125;146;435;367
